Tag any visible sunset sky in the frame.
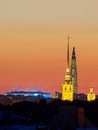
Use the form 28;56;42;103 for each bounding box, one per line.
0;0;98;96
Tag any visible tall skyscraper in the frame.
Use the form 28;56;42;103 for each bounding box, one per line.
62;37;73;101
70;47;78;94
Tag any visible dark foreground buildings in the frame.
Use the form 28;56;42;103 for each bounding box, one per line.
0;99;98;129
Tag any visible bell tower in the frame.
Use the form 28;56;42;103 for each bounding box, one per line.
62;37;73;101
87;88;96;101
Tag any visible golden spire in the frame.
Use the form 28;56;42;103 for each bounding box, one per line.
62;36;73;101
65;36;70;81
67;36;70;69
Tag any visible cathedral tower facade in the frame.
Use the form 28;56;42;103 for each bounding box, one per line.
62;37;73;101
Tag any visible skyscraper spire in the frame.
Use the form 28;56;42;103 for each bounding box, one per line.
72;46;76;60
70;46;78;94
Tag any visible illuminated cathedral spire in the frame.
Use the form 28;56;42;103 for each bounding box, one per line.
67;36;70;69
62;36;73;101
70;46;78;94
65;36;71;82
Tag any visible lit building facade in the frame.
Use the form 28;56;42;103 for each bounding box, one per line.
70;47;78;94
62;37;73;101
4;91;52;99
87;88;96;101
